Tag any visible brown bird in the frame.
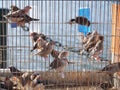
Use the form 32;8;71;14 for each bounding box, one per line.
66;16;91;26
3;6;32;23
4;6;40;31
84;34;104;52
32;37;47;52
18;72;33;87
30;32;48;52
20;72;45;90
10;5;39;24
9;66;23;77
49;58;70;72
32;41;55;59
49;58;75;78
3;6;32;31
0;77;14;90
100;81;113;90
81;31;104;60
100;62;120;74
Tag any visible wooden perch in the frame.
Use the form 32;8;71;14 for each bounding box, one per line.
0;69;112;87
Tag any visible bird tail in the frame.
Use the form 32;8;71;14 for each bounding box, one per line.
31;18;39;21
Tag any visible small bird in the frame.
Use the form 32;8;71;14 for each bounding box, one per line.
9;66;23;76
98;62;120;78
80;31;98;55
19;72;32;87
81;30;104;61
98;62;120;75
4;6;39;31
31;37;47;52
32;41;55;59
49;58;69;72
10;5;39;25
66;16;91;26
3;6;32;23
49;58;75;78
100;81;113;90
30;32;49;52
0;77;14;90
30;72;50;85
3;6;31;31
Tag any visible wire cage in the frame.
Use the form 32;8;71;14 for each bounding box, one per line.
0;0;120;90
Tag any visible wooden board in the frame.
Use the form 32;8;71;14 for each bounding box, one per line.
111;4;120;55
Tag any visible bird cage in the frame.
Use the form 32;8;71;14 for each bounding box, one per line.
0;0;120;90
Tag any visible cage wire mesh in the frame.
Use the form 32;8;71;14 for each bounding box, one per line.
0;0;119;90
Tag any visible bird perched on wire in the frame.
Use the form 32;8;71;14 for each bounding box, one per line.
66;16;91;26
80;30;104;61
9;66;23;77
49;58;74;78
